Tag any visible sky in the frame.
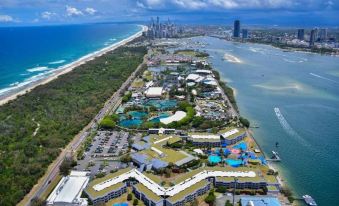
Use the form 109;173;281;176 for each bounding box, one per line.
0;0;338;27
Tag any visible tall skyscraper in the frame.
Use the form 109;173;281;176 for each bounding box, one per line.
309;29;316;47
233;20;240;38
297;29;304;40
319;29;328;42
242;29;248;39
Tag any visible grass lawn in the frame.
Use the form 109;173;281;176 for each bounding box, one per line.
105;188;146;206
131;79;144;88
143;71;153;81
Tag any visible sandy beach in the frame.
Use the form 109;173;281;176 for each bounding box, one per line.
0;25;147;106
223;53;242;63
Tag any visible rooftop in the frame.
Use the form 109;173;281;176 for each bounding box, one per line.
86;167;258;199
133;183;163;202
85;168;131;198
47;171;89;205
220;128;246;140
145;87;163;97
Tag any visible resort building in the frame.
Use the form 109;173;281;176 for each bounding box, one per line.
165;180;211;206
132;183;164;206
220;128;246;145
145;87;163;98
148;128;176;135
84;167;262;206
214;176;267;190
84;168;131;204
47;171;90;206
188;133;221;147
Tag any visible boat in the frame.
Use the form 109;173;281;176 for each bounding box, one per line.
271;151;280;160
303;195;317;206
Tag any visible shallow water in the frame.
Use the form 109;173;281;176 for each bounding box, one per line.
191;36;339;206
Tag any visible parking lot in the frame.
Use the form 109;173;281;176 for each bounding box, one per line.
76;130;134;175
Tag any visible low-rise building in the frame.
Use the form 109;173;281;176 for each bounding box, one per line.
85;169;131;204
188;133;221;147
145;87;163;98
220;128;246;145
47;171;90;206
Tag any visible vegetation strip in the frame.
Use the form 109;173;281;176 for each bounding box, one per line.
0;45;146;206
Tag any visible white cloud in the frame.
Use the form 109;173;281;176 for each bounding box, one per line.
0;14;14;22
173;0;207;9
136;1;146;8
66;5;83;17
41;11;56;20
137;0;302;10
85;7;97;15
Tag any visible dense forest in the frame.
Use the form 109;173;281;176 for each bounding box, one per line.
0;45;147;205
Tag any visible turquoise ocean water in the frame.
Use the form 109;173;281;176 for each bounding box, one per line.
0;23;141;98
191;36;339;206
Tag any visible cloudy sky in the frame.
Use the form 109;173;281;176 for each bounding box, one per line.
0;0;338;26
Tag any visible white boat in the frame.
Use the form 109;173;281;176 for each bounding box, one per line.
303;195;317;206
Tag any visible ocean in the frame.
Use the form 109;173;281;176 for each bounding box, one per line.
0;23;141;98
188;36;339;206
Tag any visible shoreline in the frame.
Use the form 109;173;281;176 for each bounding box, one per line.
0;25;147;106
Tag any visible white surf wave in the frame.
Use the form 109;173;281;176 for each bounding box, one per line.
0;70;54;96
274;107;310;147
48;60;66;65
310;73;339;84
27;66;50;73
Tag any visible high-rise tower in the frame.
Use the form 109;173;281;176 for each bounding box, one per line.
233;20;240;38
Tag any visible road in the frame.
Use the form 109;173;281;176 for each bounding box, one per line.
20;53;147;206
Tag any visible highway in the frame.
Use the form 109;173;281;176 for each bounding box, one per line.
21;54;147;206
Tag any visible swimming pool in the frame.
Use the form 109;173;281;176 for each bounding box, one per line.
146;100;177;110
113;203;128;206
119;119;143;127
128;111;148;119
225;159;242;167
149;112;170;123
233;142;247;151
208;155;221;164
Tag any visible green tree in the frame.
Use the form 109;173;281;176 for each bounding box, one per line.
225;200;232;206
239;117;250;128
205;190;216;206
59;157;75;176
133;199;139;206
127;193;133;201
99;116;116;129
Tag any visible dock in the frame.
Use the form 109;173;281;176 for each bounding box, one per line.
266;151;281;162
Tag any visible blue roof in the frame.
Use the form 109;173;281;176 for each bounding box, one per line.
143;136;151;142
131;153;150;165
241;197;281;206
151;159;168;169
132;143;150;151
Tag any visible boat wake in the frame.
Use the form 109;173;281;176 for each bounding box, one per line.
310;73;339;84
274;107;310;147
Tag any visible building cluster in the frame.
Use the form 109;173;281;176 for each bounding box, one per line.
233;20;248;39
145;17;178;39
46;38;285;206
